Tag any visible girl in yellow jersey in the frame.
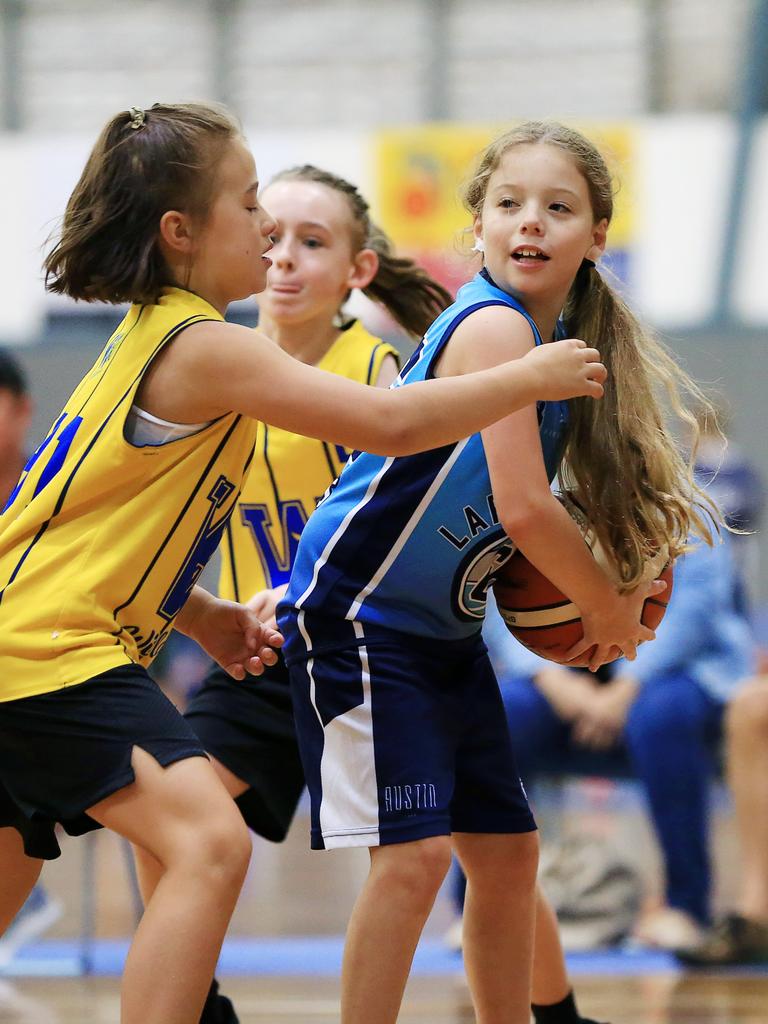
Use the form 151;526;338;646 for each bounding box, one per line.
180;165;442;1023
0;103;606;1024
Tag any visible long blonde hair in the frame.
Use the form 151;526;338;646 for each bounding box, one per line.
463;121;720;587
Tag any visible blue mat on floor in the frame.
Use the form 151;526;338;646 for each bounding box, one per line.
2;938;767;978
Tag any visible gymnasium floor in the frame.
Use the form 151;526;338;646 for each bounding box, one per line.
2;789;767;1022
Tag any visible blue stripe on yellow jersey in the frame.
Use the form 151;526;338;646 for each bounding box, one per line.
280;271;569;653
217;320;398;602
0;288;257;701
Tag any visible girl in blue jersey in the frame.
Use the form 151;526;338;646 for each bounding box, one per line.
279;122;720;1024
0;105;605;1024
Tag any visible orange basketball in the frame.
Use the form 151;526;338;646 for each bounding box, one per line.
492;496;673;663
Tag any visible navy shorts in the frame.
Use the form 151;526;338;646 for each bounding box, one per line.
185;656;305;842
0;665;207;860
285;616;536;850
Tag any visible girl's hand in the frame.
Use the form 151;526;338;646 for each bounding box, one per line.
572;676;640;749
532;667;601;723
246;583;289;631
522;338;607;401
565;577;667;672
179;592;284;680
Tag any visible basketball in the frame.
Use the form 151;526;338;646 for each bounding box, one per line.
493;495;673;663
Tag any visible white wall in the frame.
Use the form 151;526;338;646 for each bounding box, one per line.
2;115;767;342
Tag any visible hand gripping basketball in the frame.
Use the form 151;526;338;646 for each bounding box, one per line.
492;493;673;664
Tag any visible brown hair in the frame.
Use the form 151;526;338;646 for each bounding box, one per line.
463;121;721;587
44;102;241;305
267;165;453;338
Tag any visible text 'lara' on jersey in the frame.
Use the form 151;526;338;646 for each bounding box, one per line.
280;270;569;656
218;320;398;603
0;289;256;702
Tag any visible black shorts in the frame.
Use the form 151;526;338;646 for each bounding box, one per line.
0;665;207;860
184;656;305;842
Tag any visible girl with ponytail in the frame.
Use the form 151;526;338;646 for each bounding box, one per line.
462;121;720;589
275;123;723;1024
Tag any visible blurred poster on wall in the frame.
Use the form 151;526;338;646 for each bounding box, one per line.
374;121;636;299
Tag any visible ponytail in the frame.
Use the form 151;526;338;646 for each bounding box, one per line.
560;263;720;587
363;223;453;338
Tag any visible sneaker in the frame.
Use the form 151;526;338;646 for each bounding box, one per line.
0;887;63;969
675;914;768;966
632;906;704;951
199;978;239;1024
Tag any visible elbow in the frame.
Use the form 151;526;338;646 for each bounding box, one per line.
499;498;553;544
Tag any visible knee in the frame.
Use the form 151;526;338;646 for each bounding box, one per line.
462;832;539;903
493;831;539;888
184;809;252;892
727;678;768;743
373;836;452;902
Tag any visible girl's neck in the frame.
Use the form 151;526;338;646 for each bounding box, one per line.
481;268;562;342
258;313;343;366
516;297;560;344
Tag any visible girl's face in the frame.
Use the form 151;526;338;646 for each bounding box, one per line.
258;180;375;330
474;143;607;313
185;138;276;308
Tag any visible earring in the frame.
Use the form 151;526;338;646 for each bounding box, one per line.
472;239;485;253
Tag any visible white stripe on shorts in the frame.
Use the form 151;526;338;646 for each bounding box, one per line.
302;616;381;848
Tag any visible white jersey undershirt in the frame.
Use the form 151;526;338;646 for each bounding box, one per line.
125;405;212;447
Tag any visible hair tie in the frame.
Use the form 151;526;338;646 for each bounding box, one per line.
128;107;146;131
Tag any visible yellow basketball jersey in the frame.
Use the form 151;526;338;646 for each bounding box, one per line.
0;288;256;701
218;320;398;602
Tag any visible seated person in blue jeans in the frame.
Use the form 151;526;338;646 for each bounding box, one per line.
484;532;754;950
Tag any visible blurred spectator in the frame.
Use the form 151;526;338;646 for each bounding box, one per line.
689;398;764;614
0;350;32;509
0;350;62;967
450;531;755;952
676;672;768;965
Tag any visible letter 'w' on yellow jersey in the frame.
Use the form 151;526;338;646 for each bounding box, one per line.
0;288;257;702
218;320;398;603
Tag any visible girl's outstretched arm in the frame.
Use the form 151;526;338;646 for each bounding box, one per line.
138;319;605;458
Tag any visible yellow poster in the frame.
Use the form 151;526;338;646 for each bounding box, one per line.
374;121;635;257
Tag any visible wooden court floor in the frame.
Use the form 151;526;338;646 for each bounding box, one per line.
2;973;768;1023
3;793;767;1021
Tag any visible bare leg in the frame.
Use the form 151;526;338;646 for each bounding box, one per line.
532;886;571;1007
726;677;768;923
454;831;539;1024
89;747;251;1024
132;754;249;906
341;836;452;1024
0;828;43;933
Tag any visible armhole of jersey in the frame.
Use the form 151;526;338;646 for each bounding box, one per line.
366;343;401;385
424;300;538;381
122;315;226;449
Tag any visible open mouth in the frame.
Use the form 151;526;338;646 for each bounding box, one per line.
511;247;549;262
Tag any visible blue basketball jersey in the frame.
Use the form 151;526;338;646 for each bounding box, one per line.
280;271;569;652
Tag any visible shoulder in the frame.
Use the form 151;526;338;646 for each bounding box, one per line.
439;303;538;376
